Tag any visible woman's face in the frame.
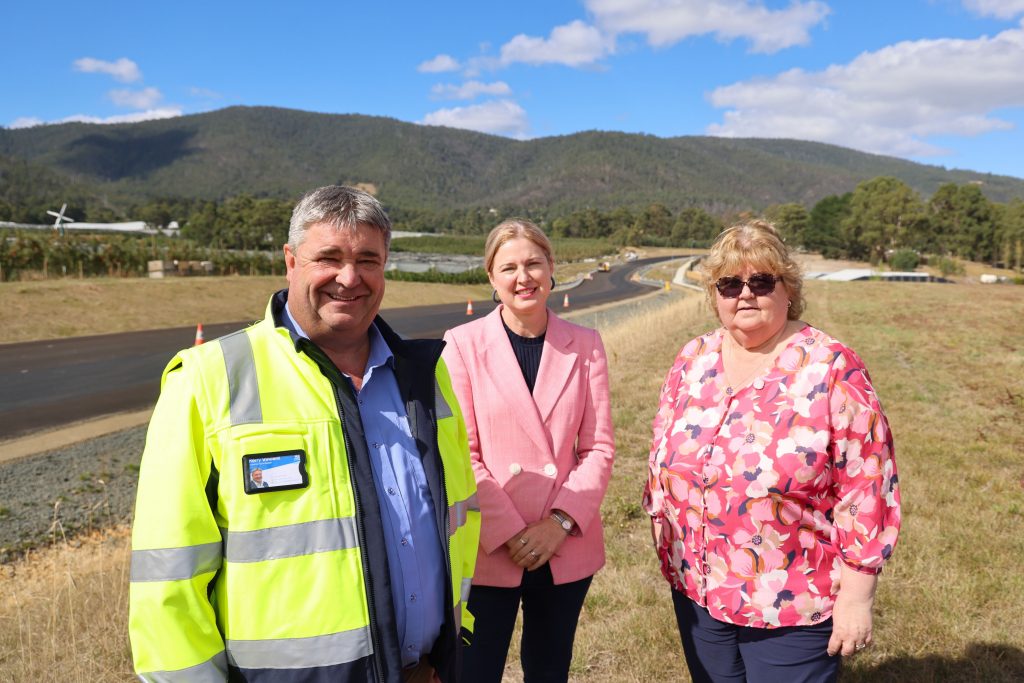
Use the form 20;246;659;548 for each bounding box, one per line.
715;264;791;341
488;237;553;318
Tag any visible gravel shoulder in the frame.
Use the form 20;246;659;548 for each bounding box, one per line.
0;426;146;563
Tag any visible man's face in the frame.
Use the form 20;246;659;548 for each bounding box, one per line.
284;221;387;346
251;468;263;484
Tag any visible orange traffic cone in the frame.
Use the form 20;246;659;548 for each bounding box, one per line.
194;323;205;346
465;300;474;316
562;293;570;308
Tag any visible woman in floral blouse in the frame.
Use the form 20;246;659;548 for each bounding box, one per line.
643;220;901;682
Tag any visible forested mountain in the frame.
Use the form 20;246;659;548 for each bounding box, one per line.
2;105;1022;219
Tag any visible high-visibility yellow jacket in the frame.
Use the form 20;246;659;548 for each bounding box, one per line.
129;292;479;682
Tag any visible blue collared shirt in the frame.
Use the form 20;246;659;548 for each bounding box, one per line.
285;304;446;667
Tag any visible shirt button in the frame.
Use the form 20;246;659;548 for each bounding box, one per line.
702;475;709;484
509;463;522;476
401;538;408;546
388;487;396;495
410;593;417;602
544;463;557;477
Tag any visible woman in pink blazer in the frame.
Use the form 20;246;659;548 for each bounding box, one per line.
442;219;615;683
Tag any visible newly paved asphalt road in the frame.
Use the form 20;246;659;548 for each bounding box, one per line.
0;257;674;440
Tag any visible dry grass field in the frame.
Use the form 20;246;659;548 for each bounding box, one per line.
0;276;492;344
2;280;1023;681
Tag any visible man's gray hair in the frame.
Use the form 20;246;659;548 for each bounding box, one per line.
288;185;392;252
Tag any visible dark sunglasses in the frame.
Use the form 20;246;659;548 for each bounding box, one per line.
715;273;778;298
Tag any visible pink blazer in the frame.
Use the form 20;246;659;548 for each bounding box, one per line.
442;307;615;587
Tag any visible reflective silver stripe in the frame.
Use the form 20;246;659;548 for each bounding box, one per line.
455;602;462;630
130;541;222;582
139;650;227;682
461;577;473;605
220;331;262;426
226;627;373;669
435;377;453;420
224;518;359;563
447;492;480;536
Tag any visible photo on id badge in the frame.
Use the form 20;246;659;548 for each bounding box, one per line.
242;451;309;494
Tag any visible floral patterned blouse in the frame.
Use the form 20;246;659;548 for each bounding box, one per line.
643;324;901;629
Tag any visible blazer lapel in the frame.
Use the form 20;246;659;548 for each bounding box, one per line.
533;312;577;426
480;308;553;458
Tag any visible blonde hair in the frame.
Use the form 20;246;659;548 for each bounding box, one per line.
701;219;804;320
483;219;554;273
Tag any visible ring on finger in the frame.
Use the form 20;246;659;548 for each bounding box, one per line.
529;550;539;557
520;538;528;545
855;644;866;651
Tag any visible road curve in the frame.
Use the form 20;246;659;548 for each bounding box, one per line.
0;257;676;440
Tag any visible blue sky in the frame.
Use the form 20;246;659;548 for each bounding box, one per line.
4;0;1024;179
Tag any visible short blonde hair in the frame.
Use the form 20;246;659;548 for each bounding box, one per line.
484;219;554;273
701;219;804;320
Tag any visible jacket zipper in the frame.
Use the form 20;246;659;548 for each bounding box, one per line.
332;383;386;683
432;408;455;650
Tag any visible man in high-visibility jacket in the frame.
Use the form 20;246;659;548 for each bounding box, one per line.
129;186;480;682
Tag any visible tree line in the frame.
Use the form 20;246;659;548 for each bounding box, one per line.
2;176;1022;279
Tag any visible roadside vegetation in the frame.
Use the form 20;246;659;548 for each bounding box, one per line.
2;280;1022;681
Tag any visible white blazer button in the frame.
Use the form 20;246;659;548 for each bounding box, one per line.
753;378;765;390
509;463;522;476
544;463;557;476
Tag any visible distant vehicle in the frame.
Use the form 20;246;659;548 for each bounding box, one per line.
624;251;638;261
598;261;611;272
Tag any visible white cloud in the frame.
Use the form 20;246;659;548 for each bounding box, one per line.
418;54;461;73
73;57;142;83
7;108;183;128
431;80;512;100
963;0;1024;19
706;22;1024;158
421;99;529;137
108;87;163;109
500;19;614;66
8;117;45;129
585;0;829;54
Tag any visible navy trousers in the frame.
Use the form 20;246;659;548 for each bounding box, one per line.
672;589;840;683
461;564;592;683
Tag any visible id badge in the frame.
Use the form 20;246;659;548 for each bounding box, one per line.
242;450;309;494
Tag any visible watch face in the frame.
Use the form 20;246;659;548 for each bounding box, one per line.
560;519;572;530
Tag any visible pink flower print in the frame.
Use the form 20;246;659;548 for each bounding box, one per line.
798;524;817;550
789;364;830;419
704;553;732;592
728;547;760;580
833;489;879;535
740;454;780;498
794;593;831;624
663;468;692;505
748;495;802;526
748;569;790;626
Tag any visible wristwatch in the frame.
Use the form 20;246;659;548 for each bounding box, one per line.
550;510;573;533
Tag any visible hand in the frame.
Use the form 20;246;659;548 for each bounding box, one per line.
827;594;874;657
827;565;879;657
506;518;569;571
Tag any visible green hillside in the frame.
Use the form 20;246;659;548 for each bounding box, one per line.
1;105;1022;215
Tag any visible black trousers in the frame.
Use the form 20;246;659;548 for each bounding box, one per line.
461;565;593;683
672;589;840;683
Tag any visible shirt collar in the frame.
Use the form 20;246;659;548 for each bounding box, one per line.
284;302;394;373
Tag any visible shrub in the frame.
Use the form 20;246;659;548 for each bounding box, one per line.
888;249;919;271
